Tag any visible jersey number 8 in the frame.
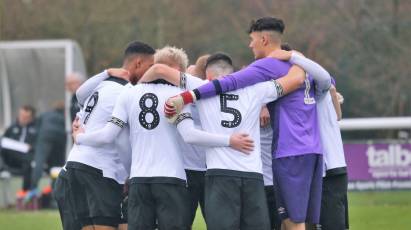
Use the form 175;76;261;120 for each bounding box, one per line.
139;93;160;130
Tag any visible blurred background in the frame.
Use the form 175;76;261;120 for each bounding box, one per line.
2;0;410;127
0;0;411;229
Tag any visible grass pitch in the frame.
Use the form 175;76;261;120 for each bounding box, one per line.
0;191;410;230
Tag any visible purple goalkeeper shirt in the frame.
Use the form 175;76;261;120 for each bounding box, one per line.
192;57;322;158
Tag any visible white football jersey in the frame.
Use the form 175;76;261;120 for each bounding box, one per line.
260;126;273;186
67;77;131;184
317;91;347;176
184;75;278;174
111;82;187;181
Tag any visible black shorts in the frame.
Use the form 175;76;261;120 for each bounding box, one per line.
265;186;281;230
319;173;349;230
204;169;270;230
185;169;206;225
65;162;123;228
119;195;128;224
53;169;81;230
128;177;191;230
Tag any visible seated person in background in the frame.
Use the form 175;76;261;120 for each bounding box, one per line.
0;105;37;197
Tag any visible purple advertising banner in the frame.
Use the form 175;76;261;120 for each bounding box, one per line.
344;143;411;190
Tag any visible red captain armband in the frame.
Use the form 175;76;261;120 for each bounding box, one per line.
180;91;195;105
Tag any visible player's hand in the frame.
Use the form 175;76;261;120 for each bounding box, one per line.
268;49;292;61
107;68;130;80
260;106;270;128
269;50;305;61
229;133;254;155
72;126;85;143
72;117;80;132
164;95;185;123
336;92;344;104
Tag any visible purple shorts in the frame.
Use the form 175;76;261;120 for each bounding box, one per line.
272;154;323;224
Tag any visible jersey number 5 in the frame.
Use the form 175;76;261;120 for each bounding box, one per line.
139;93;160;130
220;94;242;128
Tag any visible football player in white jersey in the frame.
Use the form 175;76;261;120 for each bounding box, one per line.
72;46;254;230
72;68;132;230
138;60;284;230
317;81;348;230
54;66;130;230
58;41;155;230
204;52;281;230
183;52;237;225
137;45;335;230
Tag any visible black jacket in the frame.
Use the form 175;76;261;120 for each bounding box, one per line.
1;121;37;157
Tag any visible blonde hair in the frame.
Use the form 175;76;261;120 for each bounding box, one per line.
154;46;189;72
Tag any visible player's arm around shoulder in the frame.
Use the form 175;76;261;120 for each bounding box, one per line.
182;73;208;91
252;79;282;104
268;50;306;96
138;64;180;85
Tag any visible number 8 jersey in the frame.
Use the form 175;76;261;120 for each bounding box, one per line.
111;82;188;182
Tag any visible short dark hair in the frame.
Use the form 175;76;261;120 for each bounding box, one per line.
281;43;292;51
248;17;285;34
205;52;233;70
21;105;36;117
124;41;155;59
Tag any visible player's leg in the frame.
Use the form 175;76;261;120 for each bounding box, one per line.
81;226;94;230
196;171;206;220
92;226;116;230
53;169;81;230
344;189;349;229
185;169;200;226
67;163;122;230
118;224;127;230
117;194;128;230
153;183;191;230
319;173;348;230
65;167;93;230
186;169;206;225
282;219;305;230
265;185;282;230
272;155;319;230
128;182;156;230
87;176;123;230
204;175;241;230
305;155;323;226
241;177;271;230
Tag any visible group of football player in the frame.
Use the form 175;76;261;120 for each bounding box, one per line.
54;16;348;230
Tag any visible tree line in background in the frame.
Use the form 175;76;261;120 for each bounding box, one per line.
1;0;410;138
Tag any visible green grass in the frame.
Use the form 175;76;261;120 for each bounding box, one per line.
348;191;411;229
0;191;410;230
